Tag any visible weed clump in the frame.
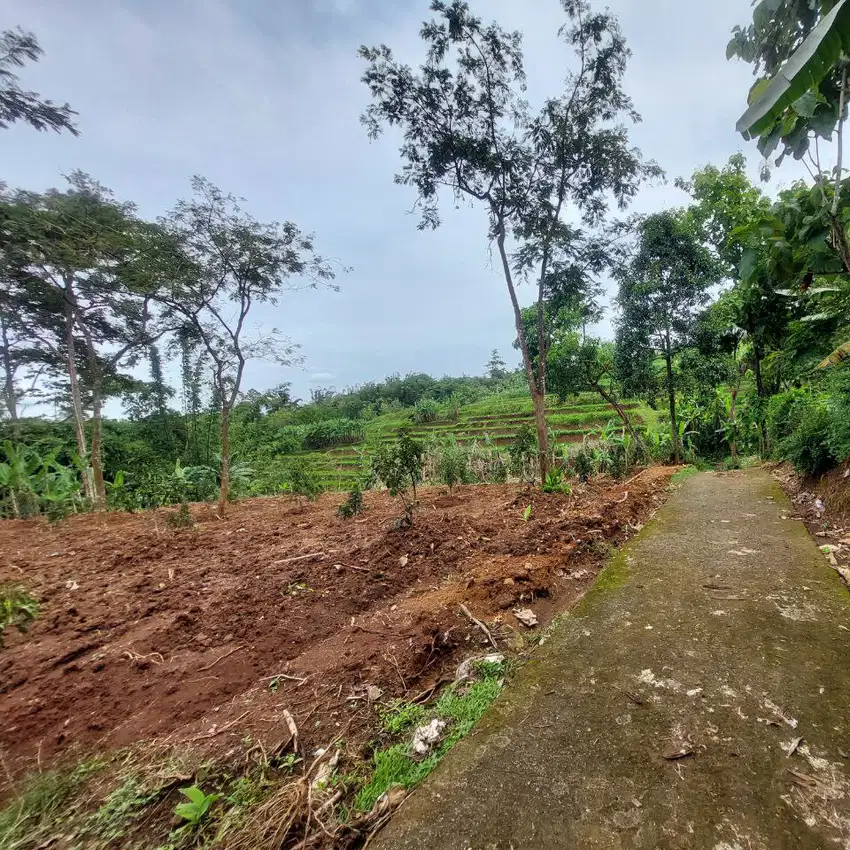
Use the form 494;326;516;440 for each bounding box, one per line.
0;585;39;647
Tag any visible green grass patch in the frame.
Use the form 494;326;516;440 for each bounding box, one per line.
670;465;700;485
0;758;106;850
354;671;504;812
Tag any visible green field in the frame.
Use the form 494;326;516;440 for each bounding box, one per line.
295;391;654;490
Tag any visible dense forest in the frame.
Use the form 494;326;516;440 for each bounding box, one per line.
1;0;849;524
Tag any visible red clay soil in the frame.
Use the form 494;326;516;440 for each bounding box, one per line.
0;468;673;786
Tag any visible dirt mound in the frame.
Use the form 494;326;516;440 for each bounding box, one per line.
0;469;672;782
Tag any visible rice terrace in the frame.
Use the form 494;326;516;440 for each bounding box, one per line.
3;0;850;848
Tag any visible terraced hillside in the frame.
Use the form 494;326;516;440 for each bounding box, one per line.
297;392;652;491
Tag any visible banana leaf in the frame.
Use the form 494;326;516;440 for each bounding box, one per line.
737;0;850;139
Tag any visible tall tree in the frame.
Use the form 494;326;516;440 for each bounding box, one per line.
360;0;658;480
0;28;78;135
160;177;337;514
677;154;788;416
616;211;722;463
1;174;168;507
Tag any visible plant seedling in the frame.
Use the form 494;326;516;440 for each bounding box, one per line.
174;785;220;826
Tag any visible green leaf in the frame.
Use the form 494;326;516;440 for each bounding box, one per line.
793;90;819;118
757;122;783;158
181;786;207;805
739;247;759;281
522;504;532;522
737;0;850;139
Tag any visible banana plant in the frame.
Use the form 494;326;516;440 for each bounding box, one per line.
736;0;850;140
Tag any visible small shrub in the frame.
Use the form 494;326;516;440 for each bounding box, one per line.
283;460;324;503
337;485;364;519
779;403;835;475
371;429;424;527
174;785;221;825
165;502;194;529
542;467;572;494
571;447;594;482
0;585;39;647
508;425;537;483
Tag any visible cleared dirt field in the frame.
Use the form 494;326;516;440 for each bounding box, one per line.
0;469;673;846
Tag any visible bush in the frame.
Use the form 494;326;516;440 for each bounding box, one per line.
412;398;440;425
165;503;195;529
435;439;471;490
571;447;594;482
766;389;810;448
778;401;836;474
302;419;364;450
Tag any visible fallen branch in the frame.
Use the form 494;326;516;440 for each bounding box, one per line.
261;672;311;685
198;644;244;672
353;625;407;639
459;603;497;649
622;468;648;487
282;709;299;752
275;552;325;565
335;563;371;573
187;710;250;742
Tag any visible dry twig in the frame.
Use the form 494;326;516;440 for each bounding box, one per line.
459;603;498;649
198;644;244;672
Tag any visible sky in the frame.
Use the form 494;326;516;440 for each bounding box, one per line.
2;0;811;404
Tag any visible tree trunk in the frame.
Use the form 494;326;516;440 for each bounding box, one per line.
593;381;639;441
89;375;107;510
0;311;19;430
729;386;738;462
218;403;230;516
62;281;94;502
830;217;850;275
494;214;549;481
753;343;768;456
663;335;680;465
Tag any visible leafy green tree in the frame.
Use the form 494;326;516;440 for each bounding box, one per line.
547;336;640;439
616;211;722;463
0;174;171;508
485;349;507;380
160;177;338;514
677;154;791;434
360;0;659;481
0;28;78;135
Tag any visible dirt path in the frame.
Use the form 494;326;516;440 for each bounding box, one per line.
373;470;850;849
